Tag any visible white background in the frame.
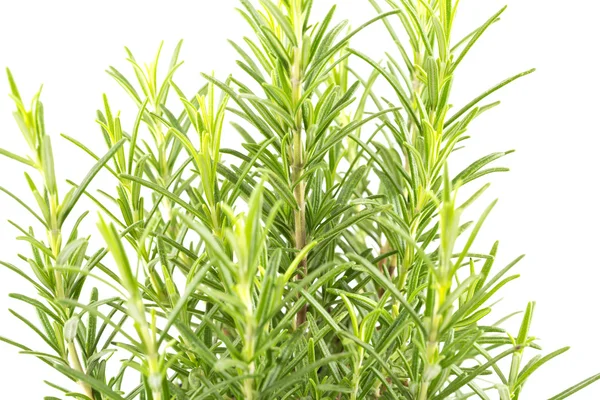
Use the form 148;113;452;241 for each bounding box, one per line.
0;1;598;399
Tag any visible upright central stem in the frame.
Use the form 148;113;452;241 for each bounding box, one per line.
419;289;444;400
290;1;308;328
137;318;162;400
47;189;94;399
241;281;256;400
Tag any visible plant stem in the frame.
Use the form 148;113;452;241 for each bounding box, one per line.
59;265;93;399
290;0;308;328
351;351;364;400
68;342;94;398
139;318;162;400
242;325;256;400
46;176;94;399
149;357;162;400
419;289;444;400
241;282;256;400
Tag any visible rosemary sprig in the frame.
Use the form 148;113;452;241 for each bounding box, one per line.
0;1;598;399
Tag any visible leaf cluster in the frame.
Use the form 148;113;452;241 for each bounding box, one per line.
1;1;598;400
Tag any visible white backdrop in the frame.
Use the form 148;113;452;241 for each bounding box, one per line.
0;1;598;399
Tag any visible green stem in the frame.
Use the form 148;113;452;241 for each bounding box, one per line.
138;320;162;400
419;289;444;400
241;283;256;399
48;193;94;399
290;0;308;328
68;342;94;399
351;351;364;400
148;353;162;400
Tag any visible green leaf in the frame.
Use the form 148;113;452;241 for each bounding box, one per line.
59;139;126;226
259;0;297;46
445;69;535;127
0;148;36;167
434;347;522;399
259;353;349;398
97;216;139;303
515;346;569;388
451;7;507;70
549;373;600;400
120;173;203;220
41;135;57;196
348;254;426;334
53;363;126;400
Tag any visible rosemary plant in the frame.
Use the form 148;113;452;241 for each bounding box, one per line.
1;1;598;399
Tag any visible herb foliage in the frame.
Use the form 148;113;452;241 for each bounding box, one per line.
1;1;598;399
